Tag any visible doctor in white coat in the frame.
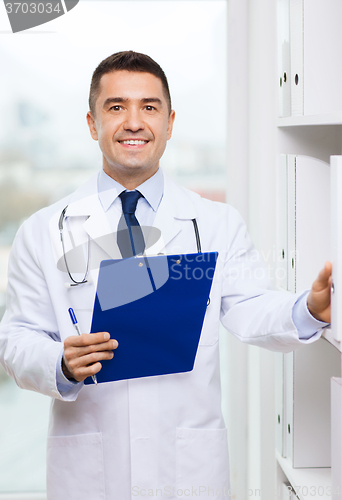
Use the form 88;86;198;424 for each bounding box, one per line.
0;51;332;499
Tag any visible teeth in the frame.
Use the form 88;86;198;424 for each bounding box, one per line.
121;140;147;145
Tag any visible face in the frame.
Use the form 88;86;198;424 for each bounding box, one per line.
87;70;175;184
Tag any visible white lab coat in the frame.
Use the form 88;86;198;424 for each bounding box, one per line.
0;172;321;499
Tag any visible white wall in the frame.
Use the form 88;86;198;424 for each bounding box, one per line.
248;0;278;498
225;1;250;499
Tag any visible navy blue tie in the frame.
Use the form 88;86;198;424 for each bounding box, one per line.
117;190;145;257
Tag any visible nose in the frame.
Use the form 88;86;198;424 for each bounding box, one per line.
123;108;144;133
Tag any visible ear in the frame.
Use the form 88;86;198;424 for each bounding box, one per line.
86;111;98;141
166;110;176;140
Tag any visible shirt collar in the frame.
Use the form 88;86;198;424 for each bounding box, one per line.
98;168;164;213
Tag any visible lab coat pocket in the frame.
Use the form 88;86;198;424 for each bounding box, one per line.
47;432;105;500
176;427;230;498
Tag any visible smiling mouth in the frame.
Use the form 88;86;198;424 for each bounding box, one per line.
119;140;149;145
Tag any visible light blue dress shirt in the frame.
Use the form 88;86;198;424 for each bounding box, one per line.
56;168;329;393
97;167;164;229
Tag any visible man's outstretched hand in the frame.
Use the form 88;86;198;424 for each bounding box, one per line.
307;261;332;324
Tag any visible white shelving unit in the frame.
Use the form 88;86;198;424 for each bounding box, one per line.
275;0;342;498
226;1;342;498
278;115;342;127
277;452;332;500
323;329;342;354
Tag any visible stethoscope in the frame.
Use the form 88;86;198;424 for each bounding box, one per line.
59;205;202;288
59;206;90;287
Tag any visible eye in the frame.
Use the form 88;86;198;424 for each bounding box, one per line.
110;105;122;111
145;105;156;111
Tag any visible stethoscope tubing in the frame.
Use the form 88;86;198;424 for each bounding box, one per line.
59;205;90;286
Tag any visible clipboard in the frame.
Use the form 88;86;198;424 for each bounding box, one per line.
85;252;218;384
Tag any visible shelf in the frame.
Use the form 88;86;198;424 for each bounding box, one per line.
322;328;342;353
276;452;331;500
278;115;342;127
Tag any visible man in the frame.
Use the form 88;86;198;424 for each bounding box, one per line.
0;51;331;499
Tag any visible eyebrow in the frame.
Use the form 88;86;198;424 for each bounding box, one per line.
103;97;163;108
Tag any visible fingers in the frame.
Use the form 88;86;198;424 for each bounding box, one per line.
307;261;332;323
325;260;332;273
312;261;332;291
63;348;114;382
63;332;119;382
65;332;118;349
320;261;332;280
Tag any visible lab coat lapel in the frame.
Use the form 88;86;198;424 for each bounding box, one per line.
65;175;121;259
145;203;180;255
145;174;197;255
82;206;120;259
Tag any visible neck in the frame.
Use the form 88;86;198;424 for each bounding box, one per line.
103;165;159;190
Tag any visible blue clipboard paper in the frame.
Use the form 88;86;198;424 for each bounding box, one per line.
85;252;218;384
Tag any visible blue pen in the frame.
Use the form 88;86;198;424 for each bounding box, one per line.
68;308;98;385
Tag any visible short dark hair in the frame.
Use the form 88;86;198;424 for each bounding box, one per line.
89;50;172;116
